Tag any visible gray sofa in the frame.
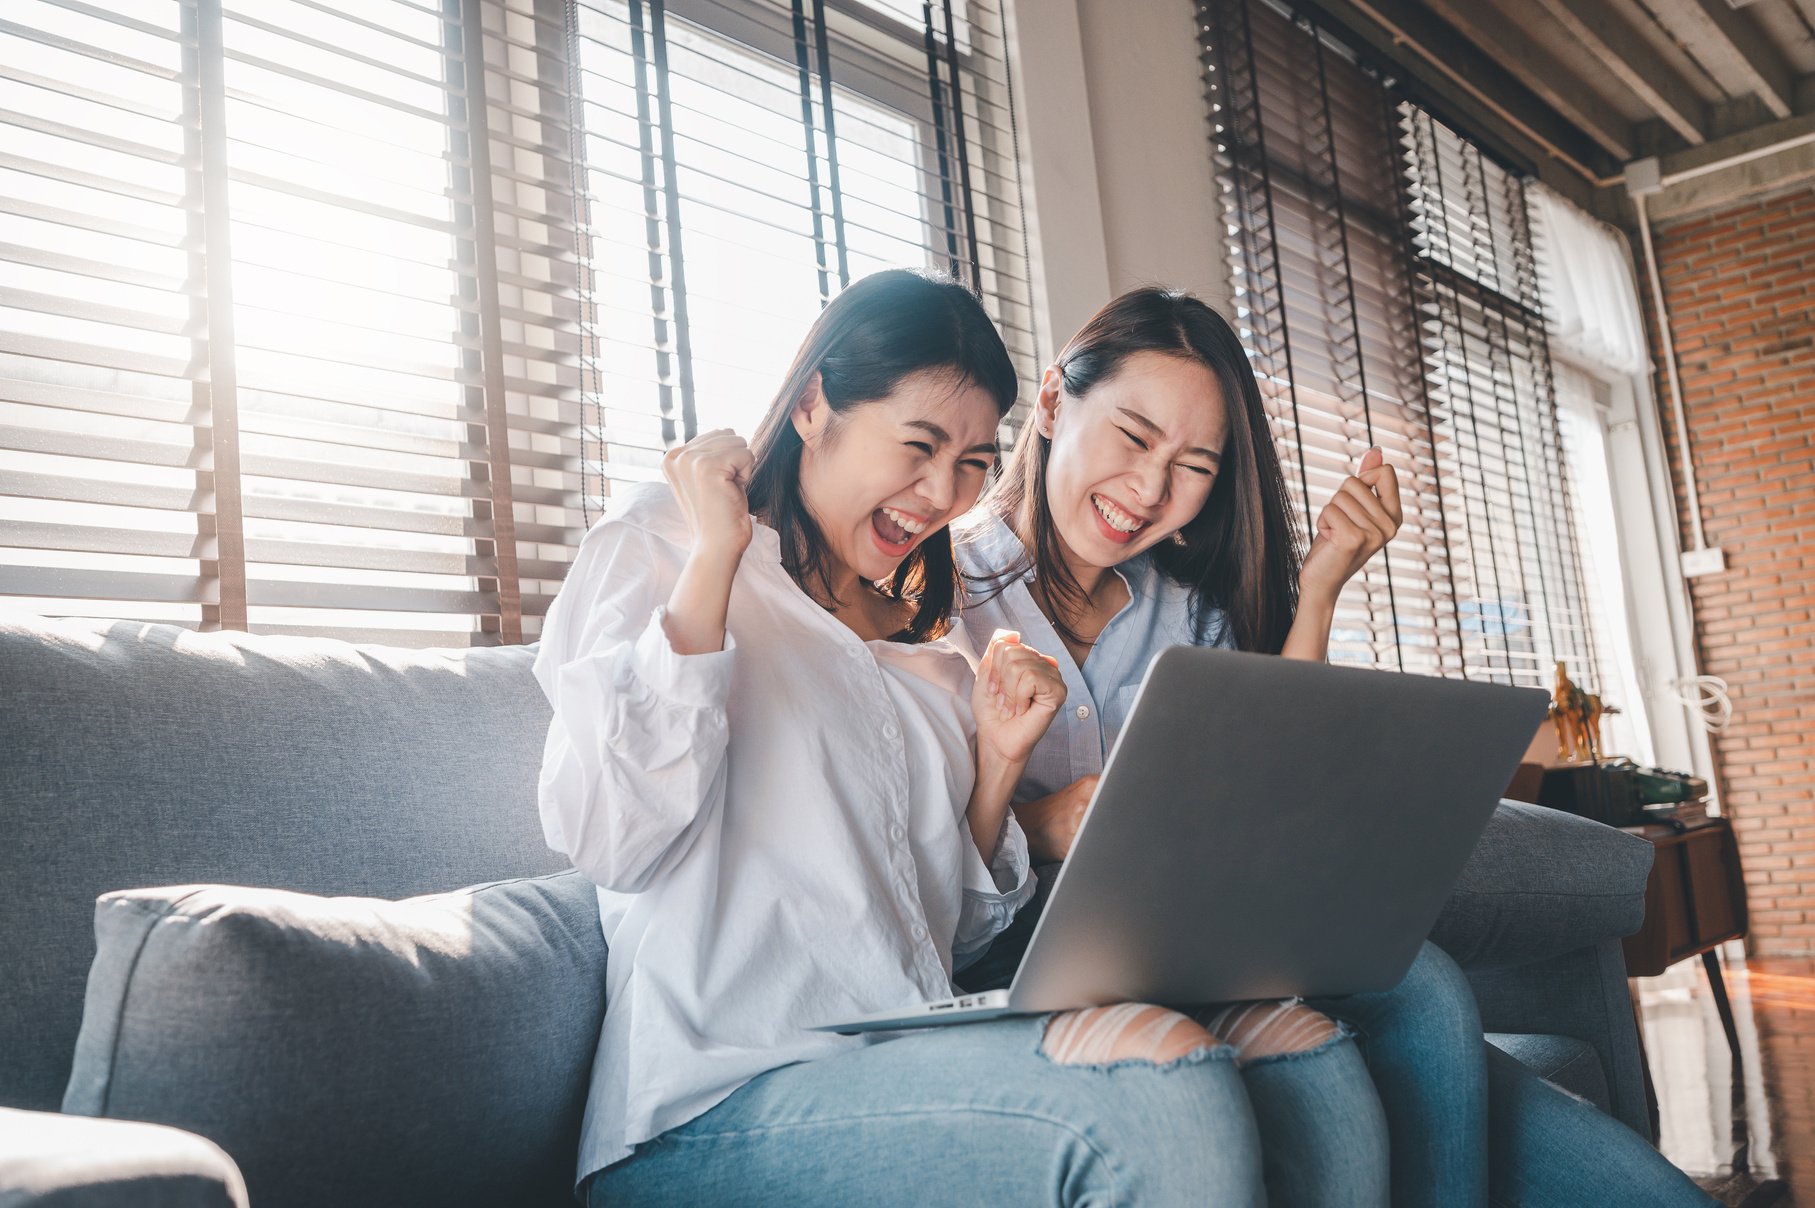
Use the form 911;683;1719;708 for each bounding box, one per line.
0;617;1657;1206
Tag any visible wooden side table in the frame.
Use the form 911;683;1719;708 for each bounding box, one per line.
1620;817;1749;1058
1617;816;1748;1143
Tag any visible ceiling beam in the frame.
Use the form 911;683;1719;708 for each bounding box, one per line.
1419;0;1634;160
1530;0;1707;145
1649;0;1794;119
1293;0;1622;191
1644;110;1815;221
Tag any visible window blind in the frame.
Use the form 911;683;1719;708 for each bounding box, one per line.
0;0;1034;644
0;1;216;628
1200;0;1601;688
565;0;1038;514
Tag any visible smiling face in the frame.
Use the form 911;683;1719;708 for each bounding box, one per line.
1037;350;1229;575
794;368;1001;592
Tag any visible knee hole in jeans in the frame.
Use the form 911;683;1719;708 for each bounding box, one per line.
1194;1001;1339;1065
1040;1004;1215;1066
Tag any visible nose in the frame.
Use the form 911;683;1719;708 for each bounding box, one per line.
1129;459;1168;509
919;459;958;515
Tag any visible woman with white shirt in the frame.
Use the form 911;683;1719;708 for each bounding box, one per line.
953;286;1715;1208
534;271;1357;1206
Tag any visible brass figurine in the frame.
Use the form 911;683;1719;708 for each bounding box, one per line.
1549;660;1619;763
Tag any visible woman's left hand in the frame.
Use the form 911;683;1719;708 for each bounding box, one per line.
1298;447;1403;606
973;630;1066;769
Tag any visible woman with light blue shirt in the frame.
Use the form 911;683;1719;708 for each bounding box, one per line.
954;286;1715;1208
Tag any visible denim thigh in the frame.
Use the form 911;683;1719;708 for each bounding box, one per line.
589;1016;1264;1208
1310;940;1489;1208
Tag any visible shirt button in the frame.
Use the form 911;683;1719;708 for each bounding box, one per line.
912;924;928;942
890;823;905;841
1075;705;1091;720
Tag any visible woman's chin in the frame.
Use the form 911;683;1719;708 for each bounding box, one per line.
858;553;906;583
1062;520;1143;569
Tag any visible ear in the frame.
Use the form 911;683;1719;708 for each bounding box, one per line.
790;371;828;443
1034;366;1063;440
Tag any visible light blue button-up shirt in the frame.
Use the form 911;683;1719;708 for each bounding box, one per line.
953;515;1234;804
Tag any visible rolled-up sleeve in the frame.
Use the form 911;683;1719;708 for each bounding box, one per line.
534;521;736;894
952;811;1036;969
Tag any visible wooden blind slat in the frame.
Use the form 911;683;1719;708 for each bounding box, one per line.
1;565;215;604
5;0;1029;640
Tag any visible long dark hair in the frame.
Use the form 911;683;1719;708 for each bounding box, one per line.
746;269;1018;643
981;287;1302;653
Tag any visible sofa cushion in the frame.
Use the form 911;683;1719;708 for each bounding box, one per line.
1430;800;1654;972
62;871;606;1208
0;1107;247;1208
0;617;563;1111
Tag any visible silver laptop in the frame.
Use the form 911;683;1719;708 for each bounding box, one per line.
815;646;1547;1034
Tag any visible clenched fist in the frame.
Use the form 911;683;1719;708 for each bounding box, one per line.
663;429;756;562
973;630;1066;769
1299;446;1403;607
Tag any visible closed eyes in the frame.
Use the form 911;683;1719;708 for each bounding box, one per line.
1119;427;1215;477
907;440;993;473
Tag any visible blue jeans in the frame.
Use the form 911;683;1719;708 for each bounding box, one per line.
1315;942;1713;1207
589;1014;1386;1207
956;869;1392;1205
1483;1045;1715;1207
1312;940;1489;1206
964;871;1704;1206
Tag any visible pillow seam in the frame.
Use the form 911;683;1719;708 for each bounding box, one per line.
98;887;211;1117
424;869;578;902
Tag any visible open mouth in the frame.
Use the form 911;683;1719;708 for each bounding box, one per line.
870;505;928;557
1091;494;1149;544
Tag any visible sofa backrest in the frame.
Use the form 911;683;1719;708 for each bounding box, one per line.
1;617;566;1111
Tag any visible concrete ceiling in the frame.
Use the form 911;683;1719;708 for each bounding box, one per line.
1293;0;1815;219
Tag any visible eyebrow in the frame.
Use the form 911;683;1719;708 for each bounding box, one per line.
905;419;998;457
1117;407;1221;464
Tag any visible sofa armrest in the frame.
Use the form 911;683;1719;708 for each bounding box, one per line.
0;1107;246;1208
1467;940;1651;1138
1430;800;1654;972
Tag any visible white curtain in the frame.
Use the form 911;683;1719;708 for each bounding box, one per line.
1527;183;1651;376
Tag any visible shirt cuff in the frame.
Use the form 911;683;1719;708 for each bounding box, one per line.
629;606;737;709
964;810;1034;905
952;813;1037;970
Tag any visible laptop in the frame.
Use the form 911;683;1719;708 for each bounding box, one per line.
814;646;1547;1034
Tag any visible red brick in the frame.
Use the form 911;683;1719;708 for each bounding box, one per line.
1651;186;1815;955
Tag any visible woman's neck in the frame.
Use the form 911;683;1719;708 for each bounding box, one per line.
1011;499;1126;653
814;559;912;643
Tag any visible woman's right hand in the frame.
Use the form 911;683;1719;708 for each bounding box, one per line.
663;428;755;562
1013;774;1099;862
660;429;754;655
973;631;1066;770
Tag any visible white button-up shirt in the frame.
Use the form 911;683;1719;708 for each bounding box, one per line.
953;514;1233;803
533;483;1033;1184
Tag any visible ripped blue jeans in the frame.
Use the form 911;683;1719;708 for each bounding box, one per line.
587;1013;1387;1207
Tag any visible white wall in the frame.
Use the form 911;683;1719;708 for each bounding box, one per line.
1004;0;1232;361
1076;0;1231;315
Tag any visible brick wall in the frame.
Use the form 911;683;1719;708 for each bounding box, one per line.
1645;184;1815;956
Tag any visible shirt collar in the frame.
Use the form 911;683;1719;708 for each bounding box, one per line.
1117;546;1158;600
952;511;1030;583
747;516;785;565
